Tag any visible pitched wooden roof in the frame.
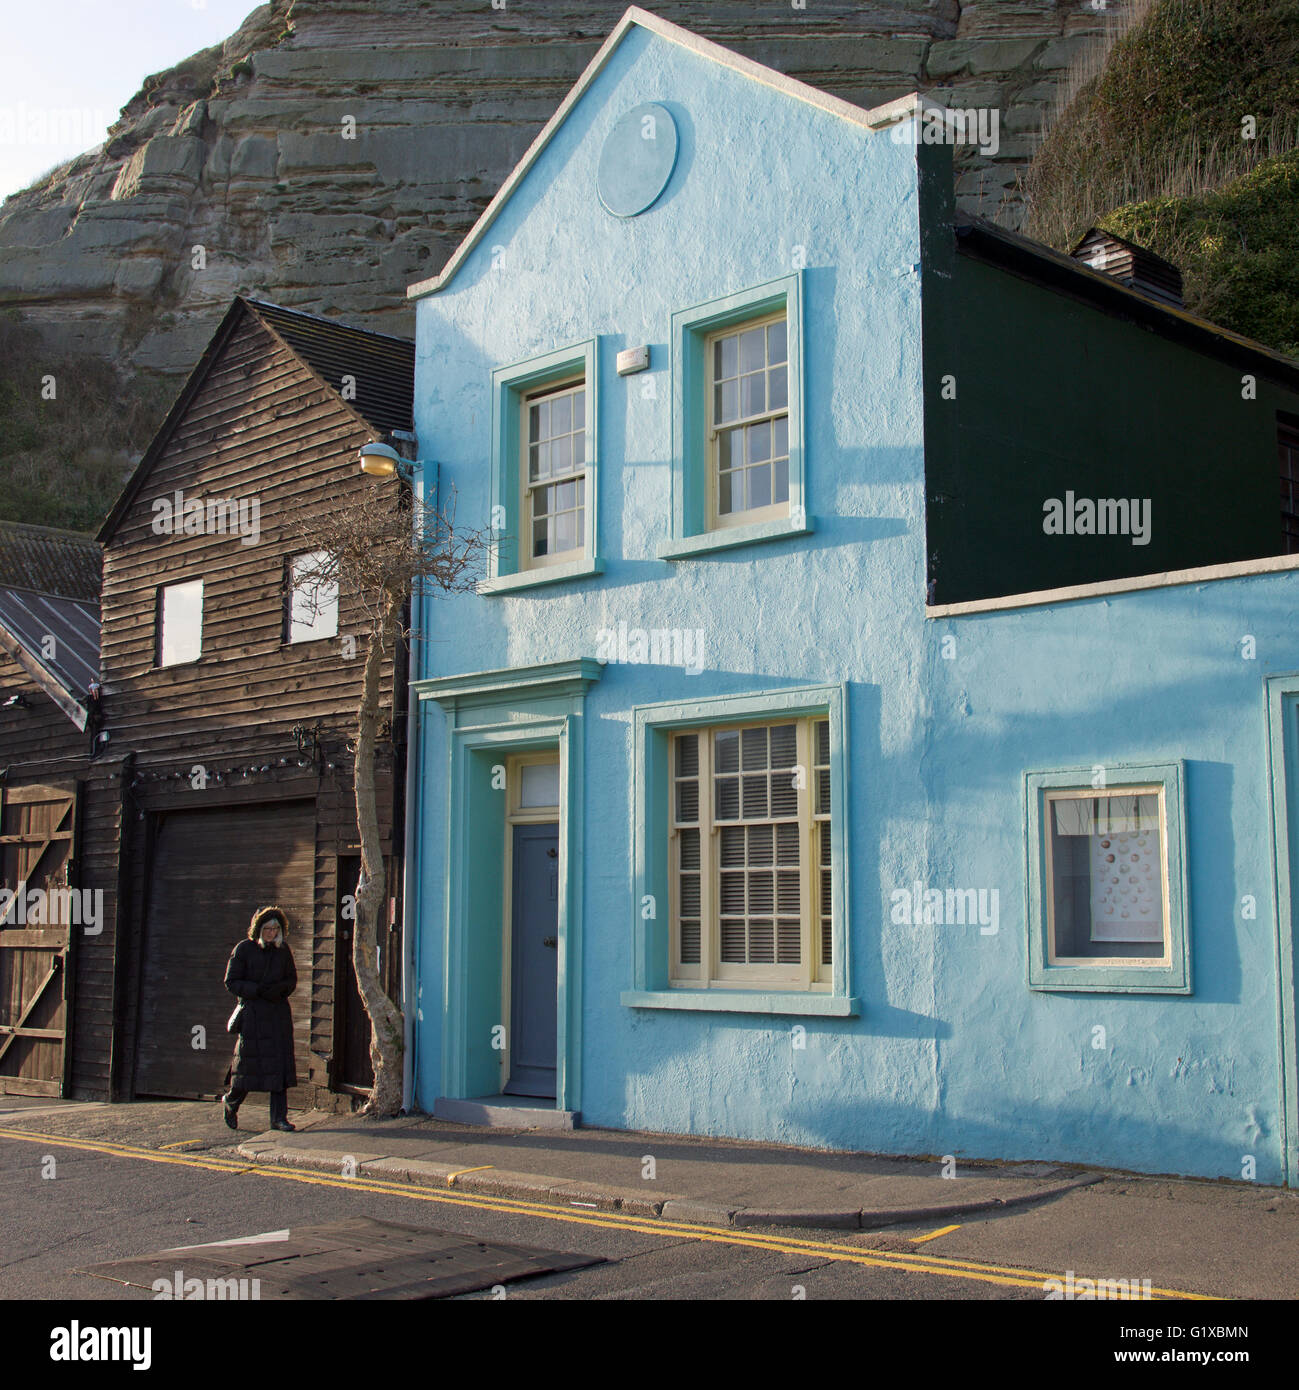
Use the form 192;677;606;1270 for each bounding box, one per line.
97;297;414;543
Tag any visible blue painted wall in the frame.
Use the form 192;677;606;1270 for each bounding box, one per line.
410;21;1299;1184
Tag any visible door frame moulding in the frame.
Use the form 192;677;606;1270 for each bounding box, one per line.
415;659;601;1116
1265;674;1299;1187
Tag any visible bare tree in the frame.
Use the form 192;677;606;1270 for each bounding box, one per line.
287;476;489;1115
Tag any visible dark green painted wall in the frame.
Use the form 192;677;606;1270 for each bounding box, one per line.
926;252;1299;605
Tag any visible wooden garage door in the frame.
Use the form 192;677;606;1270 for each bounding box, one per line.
133;801;315;1099
0;784;77;1097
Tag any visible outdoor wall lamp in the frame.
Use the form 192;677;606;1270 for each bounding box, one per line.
358;441;414;482
3;693;31;710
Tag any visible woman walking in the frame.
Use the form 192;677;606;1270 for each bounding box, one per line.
222;905;298;1132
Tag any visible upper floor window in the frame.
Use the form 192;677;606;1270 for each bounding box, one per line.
1279;414;1299;554
708;313;789;528
157;578;203;667
482;338;600;593
661;273;809;561
522;378;586;568
287;550;338;643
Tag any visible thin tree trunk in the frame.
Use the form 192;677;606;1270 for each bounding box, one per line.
352;590;404;1115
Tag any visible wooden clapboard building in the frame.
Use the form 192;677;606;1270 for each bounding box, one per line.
79;297;414;1108
0;523;101;1097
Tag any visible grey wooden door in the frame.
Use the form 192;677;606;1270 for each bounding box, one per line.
505;823;558;1098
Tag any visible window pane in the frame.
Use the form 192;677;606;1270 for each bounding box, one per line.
769;365;788;411
748;824;773;866
720;873;746;913
552;394;570;435
160;579;203;666
718;471;733;515
715;729;740;773
770;724;797;768
289;551;339;644
720;825;746;867
773;457;788;505
741;372;765;417
747;420;771;464
773;415;788;460
519;762;559;808
742;775;768;819
716;334;737;381
716;378;738;424
770;773;797;817
676;733;699;778
767;319;787;365
749;464;771;510
739;327;765;373
741;726;768;771
715;777;740;820
1049;793;1165;959
573;390;585;429
528;403;542;441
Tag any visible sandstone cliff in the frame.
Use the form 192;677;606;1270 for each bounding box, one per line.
0;0;1104;375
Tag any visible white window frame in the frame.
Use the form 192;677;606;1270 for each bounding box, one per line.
157;578;203;667
670;715;831;991
705;309;790;532
519;374;587;571
287;550;339;644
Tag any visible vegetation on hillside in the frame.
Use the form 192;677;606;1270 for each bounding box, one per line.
1100;151;1299;357
0;313;172;533
1020;0;1299;355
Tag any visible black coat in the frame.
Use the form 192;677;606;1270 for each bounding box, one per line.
225;938;298;1091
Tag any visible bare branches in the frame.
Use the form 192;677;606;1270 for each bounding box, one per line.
283;480;491;634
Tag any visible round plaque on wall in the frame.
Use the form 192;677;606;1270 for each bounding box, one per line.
596;103;679;218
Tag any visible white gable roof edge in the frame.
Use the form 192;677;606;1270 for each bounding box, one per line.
408;5;933;300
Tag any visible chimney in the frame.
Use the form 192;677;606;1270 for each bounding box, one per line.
1071;228;1184;310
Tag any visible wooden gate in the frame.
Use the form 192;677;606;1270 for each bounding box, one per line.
0;783;78;1097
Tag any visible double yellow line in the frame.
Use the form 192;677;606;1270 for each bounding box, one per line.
0;1125;1213;1299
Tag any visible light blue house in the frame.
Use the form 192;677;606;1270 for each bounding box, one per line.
401;7;1299;1187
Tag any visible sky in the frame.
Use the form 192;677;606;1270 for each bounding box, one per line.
0;0;262;200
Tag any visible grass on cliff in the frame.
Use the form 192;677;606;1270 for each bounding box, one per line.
1020;0;1299;355
0;313;172;533
1100;150;1299;357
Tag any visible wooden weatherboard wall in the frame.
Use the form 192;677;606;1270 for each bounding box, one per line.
80;299;412;1106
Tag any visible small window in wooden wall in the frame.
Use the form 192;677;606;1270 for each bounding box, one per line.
157;579;203;667
286;551;338;643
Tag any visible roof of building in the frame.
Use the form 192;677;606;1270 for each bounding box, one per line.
245;299;415;436
97;297;415;542
0;585;100;729
956;217;1299;390
0;521;101;602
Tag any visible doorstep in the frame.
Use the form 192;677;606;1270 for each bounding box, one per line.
433;1095;580;1130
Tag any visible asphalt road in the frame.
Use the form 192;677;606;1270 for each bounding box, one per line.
0;1102;1289;1371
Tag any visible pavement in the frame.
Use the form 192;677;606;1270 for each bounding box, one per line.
5;1093;1287;1239
230;1107;1109;1232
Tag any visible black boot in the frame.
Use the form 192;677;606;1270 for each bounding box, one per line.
222;1095;239;1130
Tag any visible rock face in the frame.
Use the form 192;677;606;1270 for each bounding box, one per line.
0;0;1106;377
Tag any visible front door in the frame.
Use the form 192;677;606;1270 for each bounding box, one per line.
505;822;558;1098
